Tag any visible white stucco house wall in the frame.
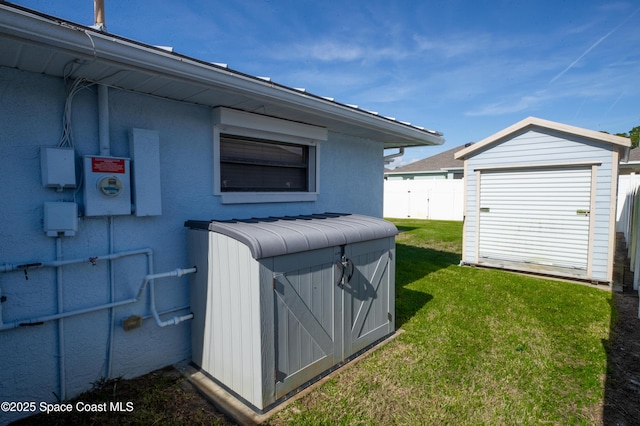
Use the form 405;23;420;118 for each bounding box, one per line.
0;4;444;423
455;117;630;284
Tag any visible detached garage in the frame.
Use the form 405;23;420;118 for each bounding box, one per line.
455;117;630;283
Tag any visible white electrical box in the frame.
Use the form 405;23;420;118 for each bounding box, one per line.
44;202;78;237
129;128;162;216
41;147;76;190
83;156;131;216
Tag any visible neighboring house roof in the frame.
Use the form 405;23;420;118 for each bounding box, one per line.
0;3;444;149
627;147;640;162
387;144;467;174
455;116;630;160
619;147;640;174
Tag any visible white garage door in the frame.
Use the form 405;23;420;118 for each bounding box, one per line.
478;166;592;271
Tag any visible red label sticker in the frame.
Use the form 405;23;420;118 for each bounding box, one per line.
92;157;125;174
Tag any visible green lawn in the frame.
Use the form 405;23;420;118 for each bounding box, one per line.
269;219;613;425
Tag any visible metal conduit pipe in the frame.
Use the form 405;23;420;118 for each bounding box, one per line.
98;84;110;156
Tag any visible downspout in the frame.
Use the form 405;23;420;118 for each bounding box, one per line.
384;147;404;165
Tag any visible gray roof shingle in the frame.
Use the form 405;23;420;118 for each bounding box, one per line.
390;144;467;173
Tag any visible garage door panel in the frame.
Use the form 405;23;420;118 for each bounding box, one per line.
478;167;591;271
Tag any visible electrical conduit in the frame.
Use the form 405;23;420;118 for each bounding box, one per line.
56;237;66;400
0;249;196;331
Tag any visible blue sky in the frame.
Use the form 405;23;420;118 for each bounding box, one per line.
11;0;640;167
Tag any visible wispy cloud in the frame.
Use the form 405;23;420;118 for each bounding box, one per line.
550;7;640;83
465;93;549;117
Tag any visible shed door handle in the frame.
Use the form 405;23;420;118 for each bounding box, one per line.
335;261;344;288
336;258;354;288
345;259;354;283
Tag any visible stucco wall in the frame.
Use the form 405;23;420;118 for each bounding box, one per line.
0;67;383;423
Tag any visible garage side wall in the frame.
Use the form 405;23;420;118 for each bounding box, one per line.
462;128;617;282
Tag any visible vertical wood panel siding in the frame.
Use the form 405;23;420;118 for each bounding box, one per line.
204;232;262;404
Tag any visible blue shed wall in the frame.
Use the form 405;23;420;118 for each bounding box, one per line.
0;67;383;423
462;128;617;281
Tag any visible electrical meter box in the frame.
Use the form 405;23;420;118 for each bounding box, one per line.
83;156;131;216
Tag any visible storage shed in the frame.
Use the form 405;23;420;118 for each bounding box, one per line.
185;213;397;411
455;117;630;283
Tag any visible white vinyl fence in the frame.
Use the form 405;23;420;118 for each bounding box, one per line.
616;174;640;318
383;179;464;221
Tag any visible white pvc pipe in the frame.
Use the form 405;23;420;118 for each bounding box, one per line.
2;298;139;330
143;268;196;327
0;264;196;331
0;249;152;331
0;250;195;330
141;305;190;322
0;248;153;273
106;216;115;379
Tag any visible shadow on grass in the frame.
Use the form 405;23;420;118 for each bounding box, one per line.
602;290;640;425
394;243;459;328
395;225;419;233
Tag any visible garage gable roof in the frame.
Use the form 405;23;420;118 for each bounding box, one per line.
455;116;630;160
0;3;444;149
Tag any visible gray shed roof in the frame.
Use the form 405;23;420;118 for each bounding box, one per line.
185;213;398;259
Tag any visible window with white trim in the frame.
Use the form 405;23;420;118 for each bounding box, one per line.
220;134;310;192
213;107;326;204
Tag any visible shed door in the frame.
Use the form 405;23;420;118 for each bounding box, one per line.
272;247;341;399
344;238;394;358
271;239;394;399
478;166;592;272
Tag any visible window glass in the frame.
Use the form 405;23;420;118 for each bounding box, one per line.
220;134;309;192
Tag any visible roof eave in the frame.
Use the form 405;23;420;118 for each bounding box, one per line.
0;4;444;149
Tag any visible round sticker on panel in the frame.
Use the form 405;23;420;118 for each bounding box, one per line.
98;176;123;197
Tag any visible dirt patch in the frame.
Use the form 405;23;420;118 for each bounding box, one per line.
10;365;235;426
603;291;640;425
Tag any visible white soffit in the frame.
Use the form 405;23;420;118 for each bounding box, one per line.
0;3;444;149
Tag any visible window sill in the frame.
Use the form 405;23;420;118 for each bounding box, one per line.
220;192;318;204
